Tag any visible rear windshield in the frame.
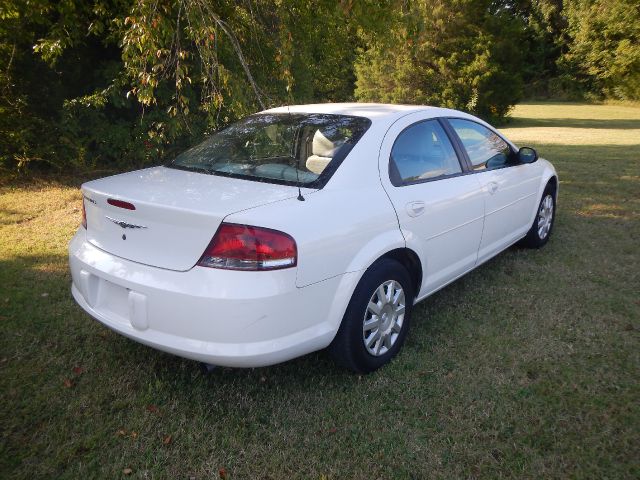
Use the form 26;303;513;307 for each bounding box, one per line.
169;113;371;187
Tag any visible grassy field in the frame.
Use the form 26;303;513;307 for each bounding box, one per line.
1;103;639;479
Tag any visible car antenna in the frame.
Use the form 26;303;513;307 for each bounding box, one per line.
287;98;305;201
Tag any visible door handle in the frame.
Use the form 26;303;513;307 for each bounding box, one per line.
406;201;426;217
486;181;499;194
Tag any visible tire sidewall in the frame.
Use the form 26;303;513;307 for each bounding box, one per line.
522;187;556;248
339;259;414;373
535;190;556;245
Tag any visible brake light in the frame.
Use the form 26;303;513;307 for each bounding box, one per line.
81;197;87;229
107;198;136;210
197;223;297;271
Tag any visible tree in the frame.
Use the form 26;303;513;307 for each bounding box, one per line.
354;0;526;119
2;0;638;174
1;0;366;172
0;0;138;171
561;0;640;100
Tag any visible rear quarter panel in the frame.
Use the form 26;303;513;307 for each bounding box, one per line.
225;183;404;288
225;121;405;288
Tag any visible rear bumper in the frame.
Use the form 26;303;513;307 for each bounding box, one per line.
68;230;358;367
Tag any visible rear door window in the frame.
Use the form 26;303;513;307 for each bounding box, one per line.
389;120;462;185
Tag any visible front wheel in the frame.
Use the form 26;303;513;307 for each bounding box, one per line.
521;188;555;248
328;259;414;373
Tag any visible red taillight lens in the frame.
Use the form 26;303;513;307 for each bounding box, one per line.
197;223;297;271
81;197;87;229
107;198;136;210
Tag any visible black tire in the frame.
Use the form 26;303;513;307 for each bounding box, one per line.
328;258;414;373
521;186;556;248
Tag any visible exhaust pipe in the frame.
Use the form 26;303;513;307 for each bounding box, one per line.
199;362;218;374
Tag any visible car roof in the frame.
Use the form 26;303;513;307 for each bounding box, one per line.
262;102;517;151
263;103;464;123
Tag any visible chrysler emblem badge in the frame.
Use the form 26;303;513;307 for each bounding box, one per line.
105;216;148;230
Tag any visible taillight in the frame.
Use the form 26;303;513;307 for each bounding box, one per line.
197;223;297;271
107;198;136;210
81;197;87;229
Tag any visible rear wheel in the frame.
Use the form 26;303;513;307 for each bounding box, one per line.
521;187;555;248
328;259;414;373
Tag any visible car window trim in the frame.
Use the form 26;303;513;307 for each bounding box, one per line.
388;117;469;187
438;118;474;172
441;117;518;173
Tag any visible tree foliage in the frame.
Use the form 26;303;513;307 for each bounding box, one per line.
354;0;526;119
0;0;637;173
562;0;640;100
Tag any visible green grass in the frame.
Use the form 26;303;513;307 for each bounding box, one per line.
1;102;639;479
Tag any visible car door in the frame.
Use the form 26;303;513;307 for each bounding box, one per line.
378;114;485;297
445;118;541;263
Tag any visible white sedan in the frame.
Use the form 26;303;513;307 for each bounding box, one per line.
69;103;557;373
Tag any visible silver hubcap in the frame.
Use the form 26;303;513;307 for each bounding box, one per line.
537;194;554;239
362;280;406;356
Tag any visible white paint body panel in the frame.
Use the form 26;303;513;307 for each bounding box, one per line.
82;166;308;271
475;163;542;263
69;229;360;367
69;103;558;367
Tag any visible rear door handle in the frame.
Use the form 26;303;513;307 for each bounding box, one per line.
406;201;426;217
487;181;499;194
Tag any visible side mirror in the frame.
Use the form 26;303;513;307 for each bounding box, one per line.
518;146;538;164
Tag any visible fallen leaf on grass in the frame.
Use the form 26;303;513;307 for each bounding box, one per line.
123;467;132;475
219;468;227;479
41;292;49;297
146;404;159;414
162;434;172;445
116;429;127;437
130;431;138;439
72;366;84;375
63;378;73;388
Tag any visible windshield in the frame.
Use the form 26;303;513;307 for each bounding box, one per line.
169;113;371;187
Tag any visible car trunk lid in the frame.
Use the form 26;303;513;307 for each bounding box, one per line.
82;166;302;271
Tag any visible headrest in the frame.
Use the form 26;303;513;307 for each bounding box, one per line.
306;155;331;175
312;129;338;157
